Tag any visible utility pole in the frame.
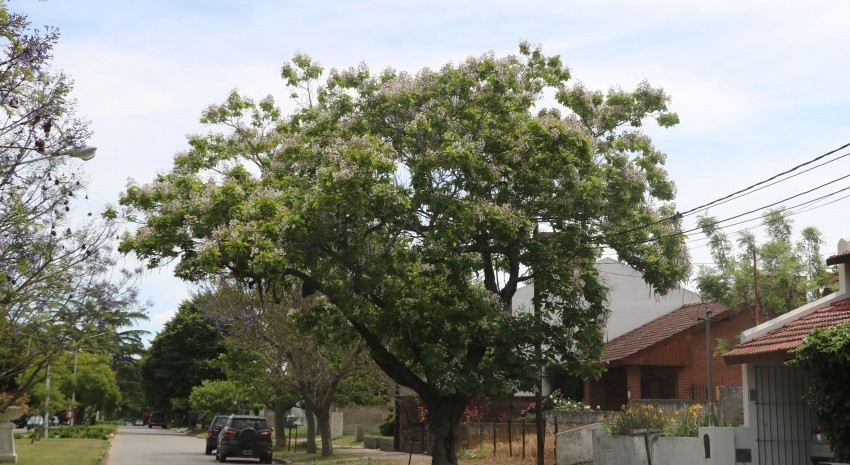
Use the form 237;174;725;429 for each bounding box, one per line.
753;249;760;325
44;364;50;439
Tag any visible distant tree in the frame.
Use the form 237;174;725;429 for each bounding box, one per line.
792;323;850;461
120;45;689;465
198;280;374;456
189;379;252;420
696;208;833;322
140;300;226;423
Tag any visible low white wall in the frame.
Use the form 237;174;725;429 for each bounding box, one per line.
593;432;708;465
652;437;704;465
555;423;599;465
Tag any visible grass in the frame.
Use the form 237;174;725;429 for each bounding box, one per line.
14;437;110;465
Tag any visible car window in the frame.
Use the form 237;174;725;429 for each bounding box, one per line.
212;416;228;427
228;418;267;430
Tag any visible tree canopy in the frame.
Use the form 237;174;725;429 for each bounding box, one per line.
696;208;832;322
140;300;226;420
120;44;689;465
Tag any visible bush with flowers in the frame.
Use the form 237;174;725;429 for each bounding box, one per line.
603;402;709;437
543;389;597;413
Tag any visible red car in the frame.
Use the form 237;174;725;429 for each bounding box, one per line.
148;411;168;429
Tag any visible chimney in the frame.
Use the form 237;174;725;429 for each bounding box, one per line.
827;238;850;295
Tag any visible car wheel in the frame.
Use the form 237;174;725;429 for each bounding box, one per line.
216;450;226;462
205;445;213;455
262;454;273;464
148;424;152;429
162;424;168;429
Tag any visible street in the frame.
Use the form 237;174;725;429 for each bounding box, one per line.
107;425;262;465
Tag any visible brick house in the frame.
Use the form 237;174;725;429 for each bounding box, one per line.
584;301;753;411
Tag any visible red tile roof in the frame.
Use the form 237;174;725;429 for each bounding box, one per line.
602;301;728;363
724;298;850;364
826;250;850;266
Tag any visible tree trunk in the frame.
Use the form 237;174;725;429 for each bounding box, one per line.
427;395;468;465
305;404;317;453
273;400;287;447
316;409;334;457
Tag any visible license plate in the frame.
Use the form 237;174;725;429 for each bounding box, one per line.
242;450;253;456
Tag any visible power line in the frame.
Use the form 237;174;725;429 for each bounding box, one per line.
605;172;850;249
596;141;850;243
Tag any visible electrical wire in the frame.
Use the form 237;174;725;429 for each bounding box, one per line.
604;173;850;249
596;141;850;242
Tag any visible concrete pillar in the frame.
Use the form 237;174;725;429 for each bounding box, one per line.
0;423;17;463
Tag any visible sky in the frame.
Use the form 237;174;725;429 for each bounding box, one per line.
12;0;850;342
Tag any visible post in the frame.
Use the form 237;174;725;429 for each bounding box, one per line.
71;347;78;426
753;249;760;325
705;309;714;427
44;364;50;439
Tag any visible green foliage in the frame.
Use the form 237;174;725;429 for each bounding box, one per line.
188;379;246;419
378;409;395;437
792;323;850;461
604;403;708;437
120;44;690;464
603;403;667;436
140;300;226;417
42;424;116;440
696;209;834;320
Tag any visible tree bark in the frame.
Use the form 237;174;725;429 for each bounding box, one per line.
305;404;317;453
316;409;334;457
273;400;288;447
426;394;468;465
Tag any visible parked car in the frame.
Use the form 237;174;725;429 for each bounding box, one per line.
205;414;230;455
134;418;144;426
215;415;273;463
148;411;168;429
25;416;43;429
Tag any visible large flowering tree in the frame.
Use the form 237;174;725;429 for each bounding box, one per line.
0;3;146;412
120;45;689;465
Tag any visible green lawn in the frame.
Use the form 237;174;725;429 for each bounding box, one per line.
14;437;110;465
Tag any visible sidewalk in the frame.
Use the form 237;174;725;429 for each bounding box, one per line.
278;445;432;465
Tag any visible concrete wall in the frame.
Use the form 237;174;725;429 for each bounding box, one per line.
339;405;386;435
592;431;708;465
555;423;599;465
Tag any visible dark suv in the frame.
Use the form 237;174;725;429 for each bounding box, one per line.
215;415;273;463
148;411;168;429
205;414;230;455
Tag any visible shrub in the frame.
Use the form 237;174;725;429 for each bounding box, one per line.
603;403;666;436
661;404;705;438
46;424;117;440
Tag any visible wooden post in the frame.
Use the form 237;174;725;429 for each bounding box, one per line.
508;416;513;457
522;418;526;459
492;422;497;456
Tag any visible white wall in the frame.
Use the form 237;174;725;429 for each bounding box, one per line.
511;258;701;342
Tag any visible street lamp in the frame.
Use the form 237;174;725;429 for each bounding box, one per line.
2;145;97;167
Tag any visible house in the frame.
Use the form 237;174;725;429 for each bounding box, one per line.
702;238;850;465
510;258;702;400
511;258;703;401
585;301;752;412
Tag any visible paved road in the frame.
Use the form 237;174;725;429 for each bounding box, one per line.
106;425;240;465
106;425;431;465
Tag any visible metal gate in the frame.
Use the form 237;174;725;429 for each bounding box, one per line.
755;365;812;464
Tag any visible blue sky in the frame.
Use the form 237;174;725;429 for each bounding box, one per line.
13;0;850;341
